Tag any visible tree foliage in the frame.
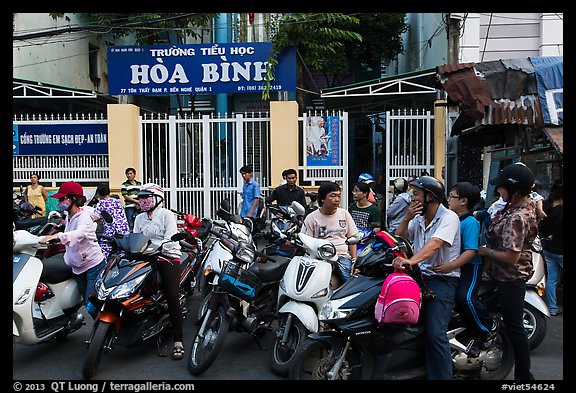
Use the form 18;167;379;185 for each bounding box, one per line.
50;13;218;44
264;13;408;99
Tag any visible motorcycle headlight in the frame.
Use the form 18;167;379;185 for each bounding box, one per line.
358;243;372;258
236;242;255;264
317;243;337;260
98;274;147;300
318;293;356;321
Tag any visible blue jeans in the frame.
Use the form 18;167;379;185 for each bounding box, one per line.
76;260;106;318
125;206;137;231
543;250;563;313
422;274;458;380
337;256;353;282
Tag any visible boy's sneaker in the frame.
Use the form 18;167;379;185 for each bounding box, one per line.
481;319;499;349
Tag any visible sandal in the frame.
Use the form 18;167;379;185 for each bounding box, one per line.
172;345;185;360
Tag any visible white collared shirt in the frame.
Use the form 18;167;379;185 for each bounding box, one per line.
407;204;461;278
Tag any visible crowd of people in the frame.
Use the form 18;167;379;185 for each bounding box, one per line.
17;162;562;377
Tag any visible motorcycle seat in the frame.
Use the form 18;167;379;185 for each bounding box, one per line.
41;253;75;283
248;255;291;283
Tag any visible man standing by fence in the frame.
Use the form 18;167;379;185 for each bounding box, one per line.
121;167;142;231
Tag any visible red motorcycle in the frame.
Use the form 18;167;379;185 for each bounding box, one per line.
170;208;210;292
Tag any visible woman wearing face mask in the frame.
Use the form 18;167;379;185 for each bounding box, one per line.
39;181;105;319
132;183;185;361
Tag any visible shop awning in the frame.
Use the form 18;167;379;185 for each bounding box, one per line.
320;68;439;114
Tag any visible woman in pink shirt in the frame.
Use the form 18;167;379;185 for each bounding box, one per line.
40;181;105;319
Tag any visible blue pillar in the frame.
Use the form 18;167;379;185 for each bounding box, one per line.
216;13;229;117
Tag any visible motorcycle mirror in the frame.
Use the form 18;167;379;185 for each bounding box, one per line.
100;210;113;224
290;201;306;216
346;232;364;245
220;199;232;213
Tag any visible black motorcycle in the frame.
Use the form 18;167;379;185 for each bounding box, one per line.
289;232;515;380
82;211;192;380
187;210;296;376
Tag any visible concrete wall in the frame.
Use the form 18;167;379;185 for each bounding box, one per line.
107;104;141;201
269;101;299;186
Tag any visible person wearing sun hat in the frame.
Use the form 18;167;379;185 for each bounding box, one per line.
39;181;105;319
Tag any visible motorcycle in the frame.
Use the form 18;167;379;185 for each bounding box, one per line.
194;199;256;319
170;208;210;293
81;211;191;380
289;231;515;380
13;229;85;346
304;191;319;217
269;215;362;377
187;215;293;376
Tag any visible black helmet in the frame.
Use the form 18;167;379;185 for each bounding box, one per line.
409;175;446;203
489;162;535;191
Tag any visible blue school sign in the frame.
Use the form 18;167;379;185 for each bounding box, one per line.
107;42;296;96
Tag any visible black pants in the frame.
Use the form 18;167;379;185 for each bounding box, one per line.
157;258;183;342
495;279;534;380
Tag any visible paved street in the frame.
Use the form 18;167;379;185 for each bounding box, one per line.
13;293;564;383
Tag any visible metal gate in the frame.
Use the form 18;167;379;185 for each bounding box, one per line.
140;112;272;219
384;109;435;211
141;110;350;218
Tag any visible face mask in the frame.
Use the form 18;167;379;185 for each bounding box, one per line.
58;199;71;211
139;197;155;212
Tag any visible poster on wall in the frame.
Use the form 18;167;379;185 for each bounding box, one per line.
306;116;340;167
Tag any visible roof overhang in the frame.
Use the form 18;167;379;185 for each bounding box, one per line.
13;78;98;99
320;68;439;114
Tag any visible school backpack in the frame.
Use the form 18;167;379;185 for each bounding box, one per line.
375;270;422;325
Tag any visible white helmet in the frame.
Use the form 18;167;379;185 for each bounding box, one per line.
137;183;164;211
393;177;408;193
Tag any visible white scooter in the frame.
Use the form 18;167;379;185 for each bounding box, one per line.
270;213;361;376
524;235;551;350
13;229;85;345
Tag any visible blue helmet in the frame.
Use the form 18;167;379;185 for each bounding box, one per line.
358;173;374;183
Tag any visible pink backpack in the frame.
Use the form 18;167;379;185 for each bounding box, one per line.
375;271;422;325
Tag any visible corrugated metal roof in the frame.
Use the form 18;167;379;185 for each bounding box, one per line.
436;58;552;134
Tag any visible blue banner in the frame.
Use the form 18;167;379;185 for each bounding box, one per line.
306;116;340;167
13;125;19;155
14;124;108;155
530;56;563;125
107;42;296;96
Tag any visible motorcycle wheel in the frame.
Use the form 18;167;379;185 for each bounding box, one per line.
524;303;547;351
82;322;115;380
289;337;364;380
270;317;308;376
188;305;229;376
